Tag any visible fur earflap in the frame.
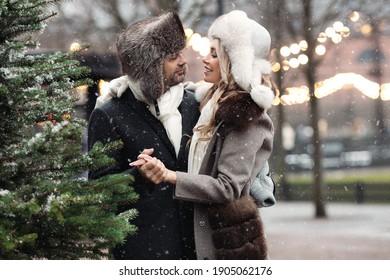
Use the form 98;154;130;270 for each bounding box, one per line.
116;12;186;103
194;82;214;102
250;85;274;110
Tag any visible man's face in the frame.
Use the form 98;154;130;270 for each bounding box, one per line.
163;50;187;89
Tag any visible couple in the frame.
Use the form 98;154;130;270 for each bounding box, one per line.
88;10;276;260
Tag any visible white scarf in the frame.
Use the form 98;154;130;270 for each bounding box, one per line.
141;84;184;157
187;94;217;174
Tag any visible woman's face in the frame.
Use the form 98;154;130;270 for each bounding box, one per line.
202;39;221;84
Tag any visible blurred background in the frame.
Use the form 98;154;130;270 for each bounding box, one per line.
35;0;390;259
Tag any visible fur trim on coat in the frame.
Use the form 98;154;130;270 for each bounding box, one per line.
215;91;265;131
208;196;268;260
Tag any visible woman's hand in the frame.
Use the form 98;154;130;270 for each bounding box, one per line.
130;148;176;184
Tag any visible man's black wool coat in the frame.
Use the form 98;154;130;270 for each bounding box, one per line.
88;88;200;260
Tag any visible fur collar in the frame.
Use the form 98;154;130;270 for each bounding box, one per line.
216;91;264;130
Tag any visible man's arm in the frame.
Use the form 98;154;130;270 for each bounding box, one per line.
87;107;127;179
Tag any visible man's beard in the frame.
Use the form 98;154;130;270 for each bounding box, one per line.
164;65;188;89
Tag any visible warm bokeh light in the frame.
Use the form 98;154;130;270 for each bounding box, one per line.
282;60;290;71
280;86;310;105
198;37;210;56
360;24;372;36
317;32;327;43
325;27;336;38
331;33;343;44
381;83;390;101
98;79;110;96
278;73;389;106
76;84;88;94
349;11;360;22
74;84;89;106
315;45;326;56
272;62;281;72
290;43;300;55
299;40;308;51
314;73;380;99
185;30;211;55
289;57;300;68
188;33;201;49
298;54;309;65
280;46;291;57
333;21;344;32
339;26;351;37
184;28;194;40
70;42;81;52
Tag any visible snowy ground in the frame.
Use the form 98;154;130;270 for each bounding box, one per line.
260;201;390;260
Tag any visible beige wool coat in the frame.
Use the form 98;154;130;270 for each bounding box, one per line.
175;109;274;260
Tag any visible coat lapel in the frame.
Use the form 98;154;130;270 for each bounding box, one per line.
122;88;177;158
177;90;202;166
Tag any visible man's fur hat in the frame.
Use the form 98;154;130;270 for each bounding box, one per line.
208;10;274;110
116;12;186;103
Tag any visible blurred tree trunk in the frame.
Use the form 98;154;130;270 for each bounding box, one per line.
370;20;385;137
267;0;290;199
302;0;327;217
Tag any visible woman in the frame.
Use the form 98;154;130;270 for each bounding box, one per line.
133;10;276;260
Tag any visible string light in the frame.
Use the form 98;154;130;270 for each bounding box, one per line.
315;45;326;56
299;40;308;51
381;84;390;101
184;28;210;56
349;11;360;22
280;73;388;105
280;46;291;57
279;86;310;105
276;20;350;73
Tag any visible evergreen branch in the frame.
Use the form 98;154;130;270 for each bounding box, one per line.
1;0;139;260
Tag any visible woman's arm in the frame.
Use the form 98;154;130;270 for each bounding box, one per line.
133;125;271;204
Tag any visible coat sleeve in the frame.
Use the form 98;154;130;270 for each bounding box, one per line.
174;124;272;204
87;107;139;180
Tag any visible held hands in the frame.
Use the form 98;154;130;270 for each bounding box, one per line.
130;148;176;184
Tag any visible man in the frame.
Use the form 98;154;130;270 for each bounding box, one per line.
88;12;200;260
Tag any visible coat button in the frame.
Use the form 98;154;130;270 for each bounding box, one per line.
199;221;205;227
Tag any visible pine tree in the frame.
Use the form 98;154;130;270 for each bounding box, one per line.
0;0;138;259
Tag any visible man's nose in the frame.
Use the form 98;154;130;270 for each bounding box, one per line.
178;52;187;65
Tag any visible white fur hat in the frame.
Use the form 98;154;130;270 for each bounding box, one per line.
208;10;274;109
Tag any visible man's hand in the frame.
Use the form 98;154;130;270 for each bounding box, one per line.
130;148;168;184
129;148;154;167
